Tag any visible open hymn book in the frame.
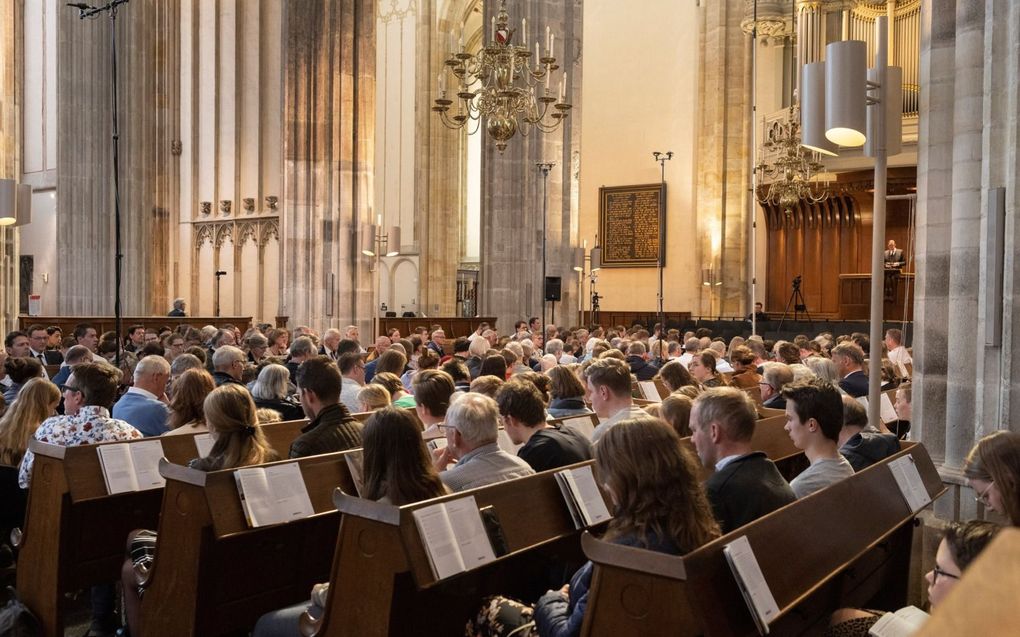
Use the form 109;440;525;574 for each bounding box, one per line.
638;381;662;402
724;535;781;635
555;465;612;529
234;462;315;528
97;440;166;494
412;496;497;580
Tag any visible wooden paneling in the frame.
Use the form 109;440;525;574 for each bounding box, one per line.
375;317;496;339
18;315;253;336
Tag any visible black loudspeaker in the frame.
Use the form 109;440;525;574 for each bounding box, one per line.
544;276;562;302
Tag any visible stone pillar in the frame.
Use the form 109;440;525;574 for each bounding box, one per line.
479;0;582;330
281;0;374;330
56;1;160;316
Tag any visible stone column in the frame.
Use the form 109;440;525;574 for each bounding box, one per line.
281;0;374;331
56;1;160;316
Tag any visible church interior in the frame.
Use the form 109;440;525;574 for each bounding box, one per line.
0;0;1019;635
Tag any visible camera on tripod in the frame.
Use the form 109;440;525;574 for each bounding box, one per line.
792;275;802;290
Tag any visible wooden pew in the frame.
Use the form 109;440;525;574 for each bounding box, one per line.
305;461;605;637
138;451;358;637
13;419;305;635
579;442;946;636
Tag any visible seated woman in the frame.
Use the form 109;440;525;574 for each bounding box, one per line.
964;430;1020;526
0;377;61;467
373;372;415;408
825;520;1001;636
688;351;726;389
357;384;391;412
162;368;215;436
546;366;591;418
890;382;912;439
660;393;694;437
253;407;448;636
467;416;720;637
121;385;279;634
726;346;761;390
656;359;699;394
402;350;439;392
250;363;305;421
2;357;45;405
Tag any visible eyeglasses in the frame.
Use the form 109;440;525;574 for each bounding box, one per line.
932;566;960;582
61;384;81;394
436;423;456;431
973;481;995;505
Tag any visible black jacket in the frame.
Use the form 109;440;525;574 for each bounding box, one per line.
706;452;796;534
839;371;869;398
518;426;593;473
840;432;900;472
253;397;305;422
626;356;659;381
289;403;363;458
212;371;246;388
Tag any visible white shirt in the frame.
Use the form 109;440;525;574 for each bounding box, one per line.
126;386;159;401
888;345;912;367
713;453;745;472
678;352;695;368
590;404;648;444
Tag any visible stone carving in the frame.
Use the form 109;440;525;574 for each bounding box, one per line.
265;195;278;211
195;222;215;247
237;221;259;246
243;197;255;213
170;140;182;156
200;201;212;216
259;219;280;247
219;200;232;215
214;223;234;248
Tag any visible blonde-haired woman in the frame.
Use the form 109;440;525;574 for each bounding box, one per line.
0;378;60;467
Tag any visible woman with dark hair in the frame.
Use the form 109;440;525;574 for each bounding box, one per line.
266;328;290;358
163;368;215;436
374;349;408;378
655;359;699;394
688;351;726;389
660;393;694;438
514;370;551;405
479;354;508;380
964;430;1020;526
546;366;591;418
468;416;720;637
2;357;45;405
373;372;414;407
122;384;279;633
252;407;448;636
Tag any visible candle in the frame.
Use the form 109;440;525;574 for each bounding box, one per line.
460;22;465;49
558;79;564;101
562;72;568;99
491;17;495;41
438;72;445;94
550;32;555;58
546;26;551;51
522;18;526;42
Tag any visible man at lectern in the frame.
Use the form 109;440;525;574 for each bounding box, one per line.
884;239;905;269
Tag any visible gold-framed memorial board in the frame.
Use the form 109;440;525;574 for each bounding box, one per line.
598;183;664;268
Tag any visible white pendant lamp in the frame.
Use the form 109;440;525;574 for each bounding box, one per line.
824;40;867;147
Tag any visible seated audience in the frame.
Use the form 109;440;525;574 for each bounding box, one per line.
469;417;720;637
690;388;796;533
245;332;269;364
727;346;761;390
112;355;171;437
584;358;648;443
250;363;304;421
252;407;448;636
479;353;509;380
442;359;472;393
211;345;247;388
266;328;290;358
832;342;869;398
660;393;694;437
338;352;366;413
466;336;490;379
0;378;60;466
837;396;899;472
469;374;504;399
625;342;658;381
51;344;93;389
513;370;551;405
431;393;534;491
884;328;912;369
656;359;698;394
413;369;456;433
891;382;912;439
285;336;318;380
403;350;440;391
689;351;726;388
497;380;591;472
546;365;591;418
163;368;215;436
356;384;391;412
964;430;1020;526
759;362;794;409
373;372;414;407
2;356;45;405
804;356;839;385
122;384;279;634
289;356;363;458
825;521;1001;636
781;379;855;498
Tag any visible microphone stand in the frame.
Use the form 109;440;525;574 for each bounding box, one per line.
68;0;130;366
214;271;227;318
652;151;673;337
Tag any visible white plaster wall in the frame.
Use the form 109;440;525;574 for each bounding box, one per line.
17;191;58;315
380;255;420;315
579;0;702;312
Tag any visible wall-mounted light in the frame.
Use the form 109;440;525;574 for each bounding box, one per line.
361;224;401;257
0;179;17;226
15;184;32;226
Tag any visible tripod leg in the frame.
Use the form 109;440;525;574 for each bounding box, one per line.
778;289;797;331
795;288;812;322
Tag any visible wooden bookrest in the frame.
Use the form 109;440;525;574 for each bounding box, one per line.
304;461;605;637
138;450;357;636
13;419;306;635
579;442;946;636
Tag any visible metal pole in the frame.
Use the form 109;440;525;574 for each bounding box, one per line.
750;0;759;337
867;16;889;429
537;163;554;332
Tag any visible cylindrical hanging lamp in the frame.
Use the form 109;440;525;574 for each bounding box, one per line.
800;62;838;156
825;40;867;147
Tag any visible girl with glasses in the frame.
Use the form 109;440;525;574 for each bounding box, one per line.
964;431;1020;526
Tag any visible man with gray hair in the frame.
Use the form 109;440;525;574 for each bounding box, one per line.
431;393;534;491
212;345;247;388
170;353;204;381
168;297;186;317
678;337;700;368
760;362;794;409
319;328;343;360
113;355;171;436
545;338;565;363
286;336;318;380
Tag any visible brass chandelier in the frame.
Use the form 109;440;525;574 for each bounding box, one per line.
755;103;832;215
432;0;571;153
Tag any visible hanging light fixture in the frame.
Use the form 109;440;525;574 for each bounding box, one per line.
824;40;867;147
432;0;571;153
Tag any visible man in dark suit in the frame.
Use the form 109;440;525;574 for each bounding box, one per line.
26;324;63;366
690;387;796;533
427;329;446;358
168;297;187;317
759;362;794;410
884;240;905;268
832;342;869;398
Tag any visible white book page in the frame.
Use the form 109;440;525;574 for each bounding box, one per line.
264;462;315;523
97;443;139;494
555;472;584;529
561;415;596;441
638;381;661;402
724;535;780;635
565;465;612;526
413;503;466;579
234;467;275;527
496;429;521;455
129;440;166;490
879;393;899;424
193;433;215;458
888;455;931;512
868;606;929;637
344;450;365;497
445;496;496;570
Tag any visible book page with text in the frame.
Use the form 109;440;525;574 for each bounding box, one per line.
234;467;274;527
129;440;166;490
264;462;315;523
888;455;931;512
724;535;780;635
445;496;496;570
638;381;661;402
565;465;612;526
413;503;466;579
97;443;139;494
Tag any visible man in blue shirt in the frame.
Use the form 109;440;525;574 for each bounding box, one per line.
113;355;171;436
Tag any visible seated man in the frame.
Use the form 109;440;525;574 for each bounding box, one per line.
832;342;869;398
884;328;912;370
496;380;591;472
690;387;796;533
584;357;648;443
286;336;317;380
413;369;456;432
625;341;659;381
112;355;171;436
837;396;899;472
337;352;366;413
211;345;248;388
431;393;534;491
781;379;855;498
290;356;363;458
759;362;793;409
